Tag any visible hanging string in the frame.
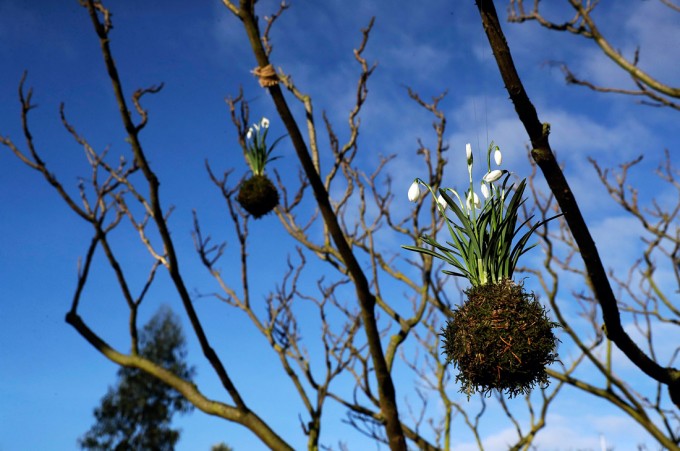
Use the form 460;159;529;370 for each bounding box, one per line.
473;0;491;157
473;95;481;160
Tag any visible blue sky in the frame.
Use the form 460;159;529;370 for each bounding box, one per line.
1;0;678;450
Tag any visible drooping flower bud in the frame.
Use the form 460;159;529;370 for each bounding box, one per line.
483;170;503;183
437;193;447;210
408;180;422;202
480;182;490;199
494;149;502;166
466;191;481;210
247;128;254;140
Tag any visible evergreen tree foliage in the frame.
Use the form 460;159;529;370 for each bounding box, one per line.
211;443;234;451
79;306;195;450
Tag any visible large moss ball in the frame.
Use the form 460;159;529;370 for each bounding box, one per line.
441;279;559;398
237;174;279;218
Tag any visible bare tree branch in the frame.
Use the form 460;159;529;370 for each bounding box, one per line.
508;0;680;109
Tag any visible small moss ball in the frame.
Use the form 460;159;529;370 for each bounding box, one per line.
441;279;559;398
237;174;279;218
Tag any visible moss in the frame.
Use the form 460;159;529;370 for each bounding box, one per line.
441;279;560;398
237;174;279;218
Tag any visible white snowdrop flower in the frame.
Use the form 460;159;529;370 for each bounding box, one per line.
466;143;473;165
494;149;503;166
408;180;421;202
246;128;253;140
437;194;447;210
261;117;270;129
473;192;481;209
483;169;503;183
466;191;481;210
480;182;490;199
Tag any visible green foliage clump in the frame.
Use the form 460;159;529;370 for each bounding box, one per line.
242;117;284;177
441;279;560;398
79;306;195;451
403;143;561;287
237;174;279;218
211;443;235;451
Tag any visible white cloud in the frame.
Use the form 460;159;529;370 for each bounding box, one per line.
590;215;646;273
383;37;453;83
606;320;679;373
532;412;655;450
456;426;518;451
623;1;680;85
455;411;656;450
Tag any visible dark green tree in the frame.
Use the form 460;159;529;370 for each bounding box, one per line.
79;306;195;451
211;443;234;451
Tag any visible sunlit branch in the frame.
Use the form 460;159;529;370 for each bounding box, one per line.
508;0;680;108
74;4;299;449
277;71;321;174
66;311;294;450
559;64;680;111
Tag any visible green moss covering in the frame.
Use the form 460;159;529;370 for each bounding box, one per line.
441;279;560;398
237;174;279;218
